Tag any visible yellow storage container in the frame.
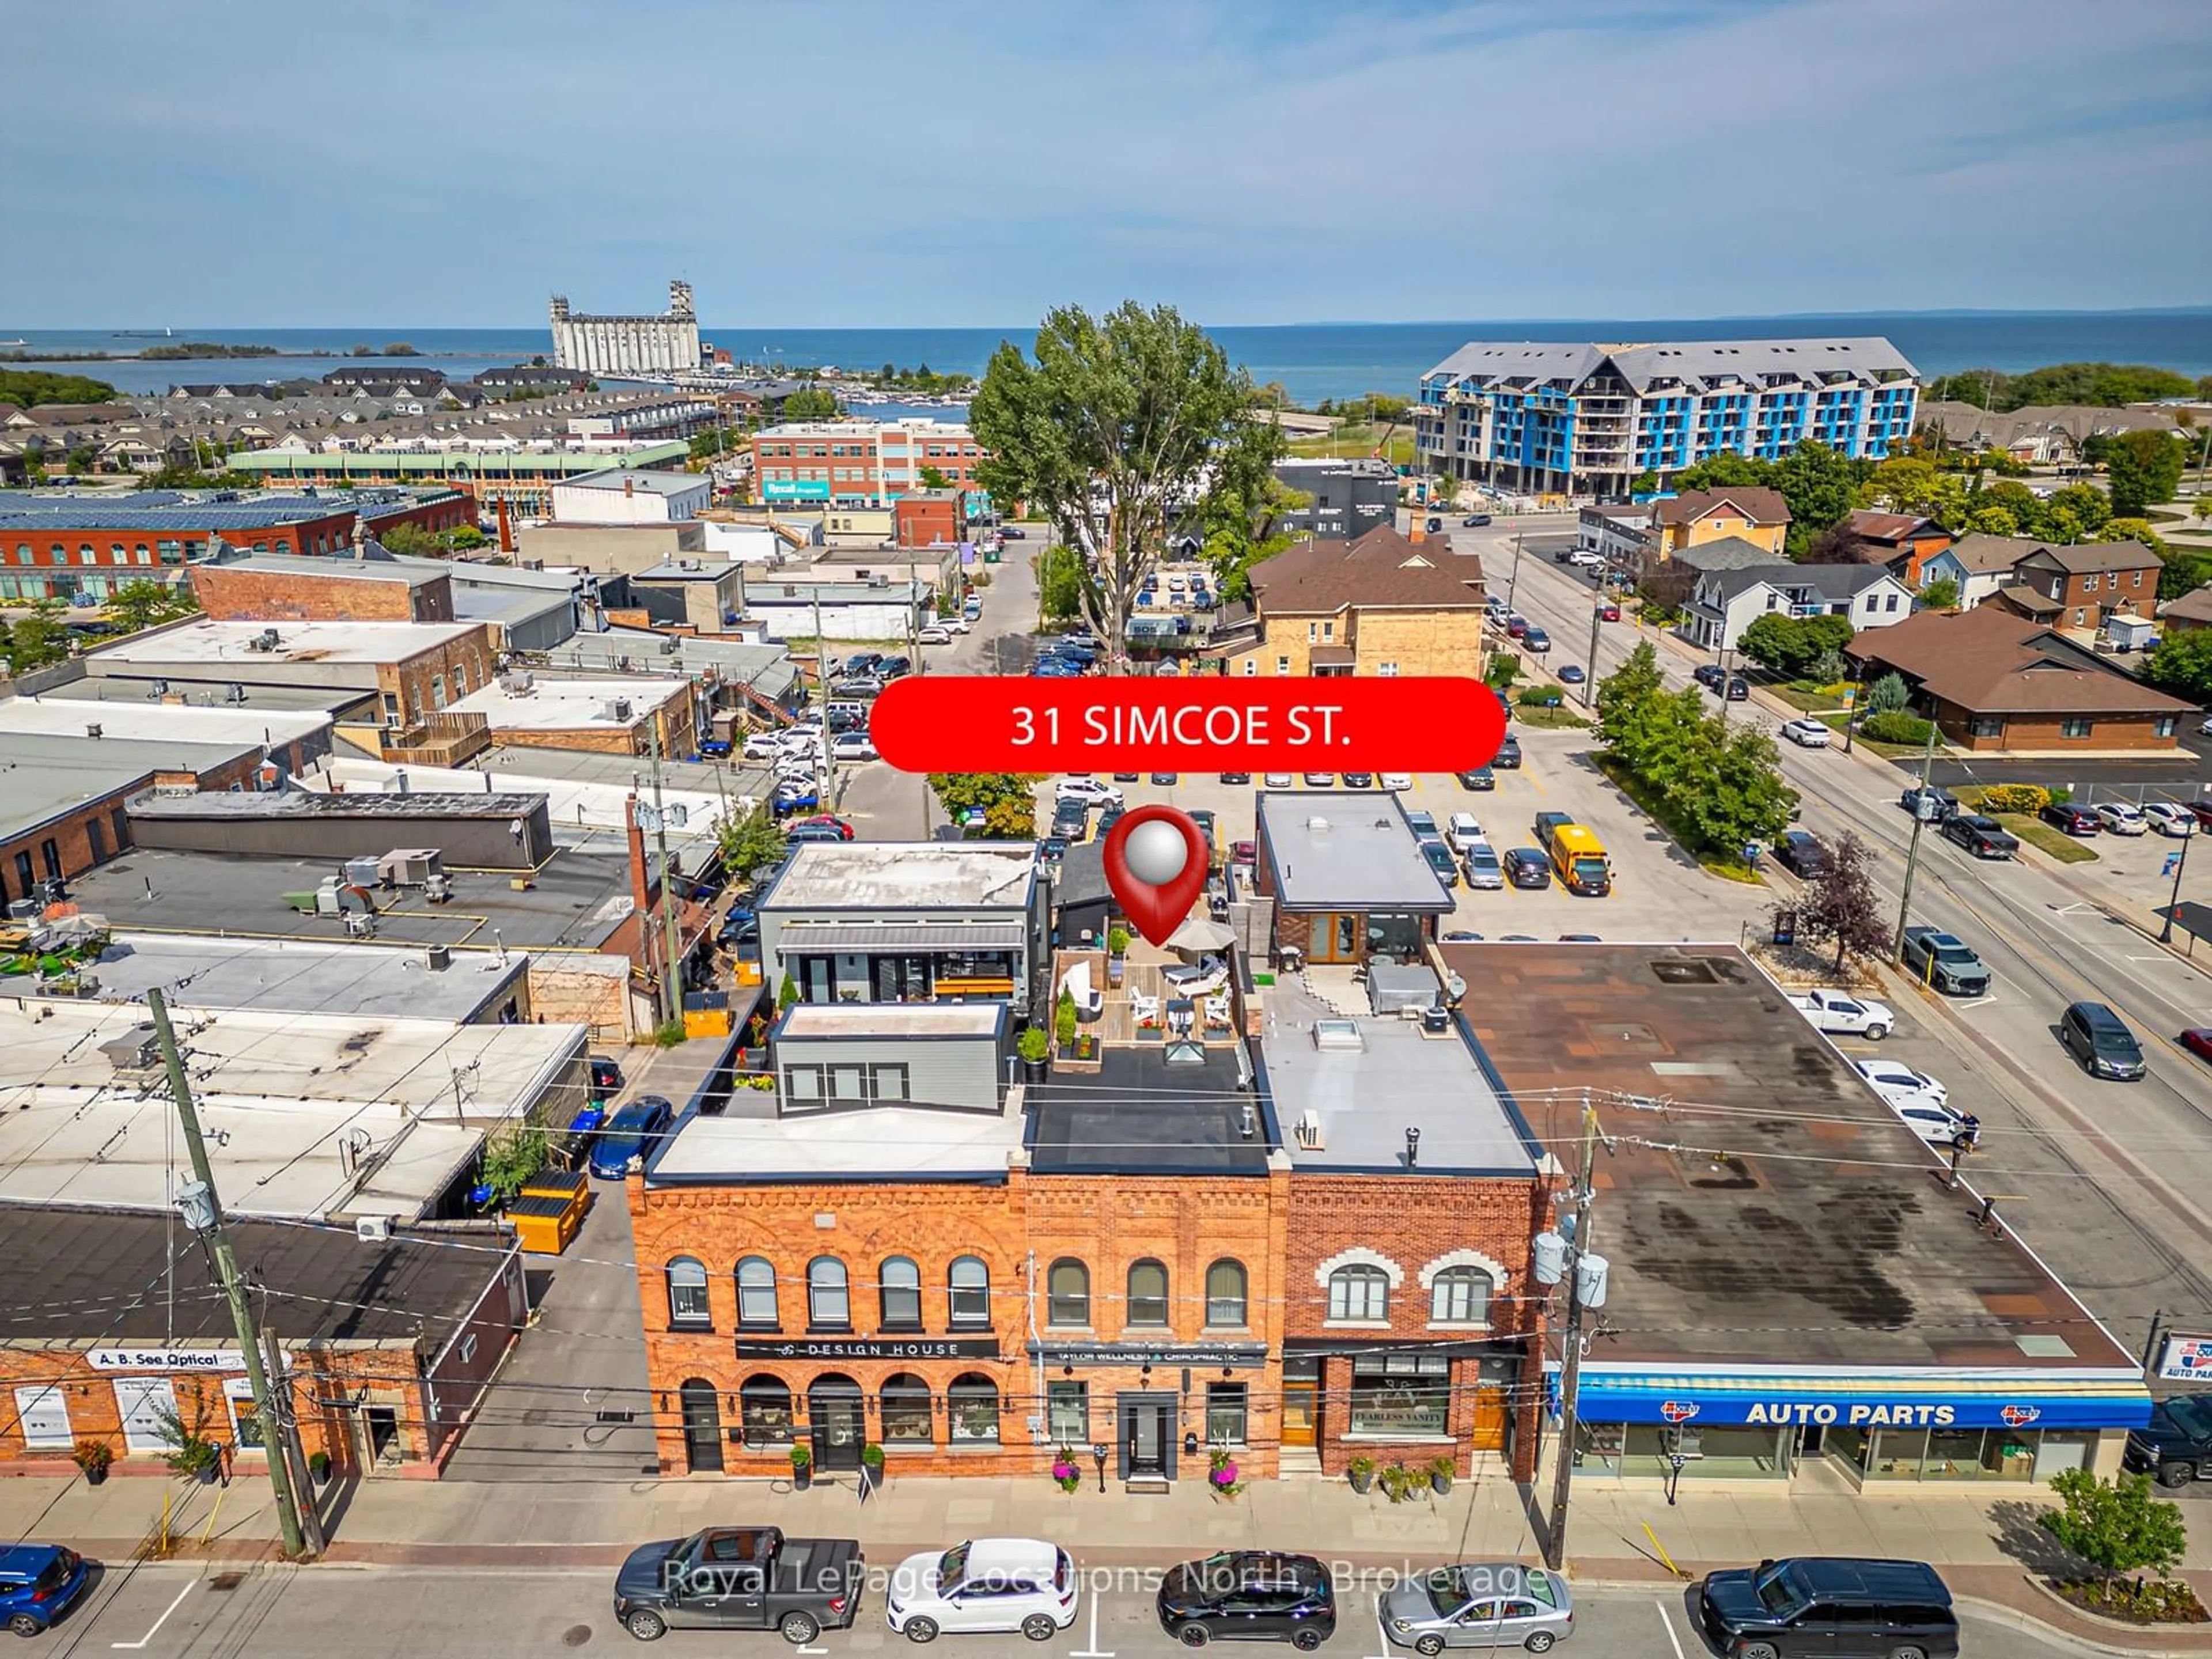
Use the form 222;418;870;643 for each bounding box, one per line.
509;1167;590;1255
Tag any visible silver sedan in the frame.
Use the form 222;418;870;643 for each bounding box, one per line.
1380;1564;1574;1653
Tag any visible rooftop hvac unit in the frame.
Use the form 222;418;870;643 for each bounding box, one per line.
1294;1109;1325;1150
868;574;889;588
342;856;381;888
659;637;677;654
84;722;102;740
426;944;452;972
1306;816;1330;831
251;627;281;652
225;683;247;704
355;1215;392;1243
378;848;443;887
147;679;170;698
612;698;633;722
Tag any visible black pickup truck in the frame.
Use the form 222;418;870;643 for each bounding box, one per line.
613;1525;863;1643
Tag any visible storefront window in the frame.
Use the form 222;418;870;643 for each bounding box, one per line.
740;1376;793;1448
1206;1383;1248;1448
947;1374;999;1444
1349;1354;1450;1438
1832;1424;2083;1483
1047;1381;1088;1444
880;1374;932;1445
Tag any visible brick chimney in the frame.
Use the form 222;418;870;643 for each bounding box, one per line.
624;475;635;499
495;494;513;554
1407;513;1426;546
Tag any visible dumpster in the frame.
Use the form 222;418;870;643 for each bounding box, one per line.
509;1165;590;1255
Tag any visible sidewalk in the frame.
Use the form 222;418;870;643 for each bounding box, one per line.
14;1466;2212;1651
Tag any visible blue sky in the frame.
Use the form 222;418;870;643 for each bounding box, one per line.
4;0;2207;326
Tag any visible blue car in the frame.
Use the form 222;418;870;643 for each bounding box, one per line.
0;1545;93;1638
589;1096;674;1180
772;783;819;815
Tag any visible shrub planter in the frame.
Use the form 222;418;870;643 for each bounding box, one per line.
1427;1456;1455;1496
790;1446;812;1491
1347;1457;1376;1495
859;1444;884;1496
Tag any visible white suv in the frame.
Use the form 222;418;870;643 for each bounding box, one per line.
2097;802;2149;836
887;1539;1079;1644
1054;778;1123;808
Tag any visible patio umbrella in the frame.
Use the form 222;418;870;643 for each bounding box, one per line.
1165;915;1236;954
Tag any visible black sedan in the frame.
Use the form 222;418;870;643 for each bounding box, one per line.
1491;736;1522;768
1157;1552;1335;1651
1457;767;1496;791
1340;771;1374;788
1219;772;1252;785
2041;800;2101;836
1504;847;1551;889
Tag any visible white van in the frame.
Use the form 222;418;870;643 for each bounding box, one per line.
1446;812;1484;855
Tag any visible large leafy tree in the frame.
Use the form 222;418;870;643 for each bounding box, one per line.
1596;647;1797;863
1684;724;1798;861
1035;544;1095;624
2038;1469;2188;1585
2097;429;2190;517
1198;425;1300;604
714;804;789;885
1737;613;1854;676
1928;362;2195;411
2141;630;2212;702
1774;441;1862;555
926;772;1046;838
972;302;1270;674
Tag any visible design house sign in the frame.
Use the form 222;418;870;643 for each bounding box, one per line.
732;1338;1001;1362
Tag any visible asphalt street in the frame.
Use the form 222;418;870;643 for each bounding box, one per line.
43;1560;2067;1659
1467;513;2212;1363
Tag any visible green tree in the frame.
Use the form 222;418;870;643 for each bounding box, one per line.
0;369;118;407
2141;629;2212;702
379;521;436;557
481;1123;551;1202
1739;613;1815;675
714;803;789;885
1628;469;1659;497
64;444;97;474
971;301;1264;675
1670;450;1770;493
2101;429;2190;517
2038;1469;2188;1585
2158;554;2212;603
2031;483;2112;541
1680;724;1798;857
918;465;951;490
109;578;183;632
781;388;839;419
926;773;1046;838
1774;441;1865;553
1918;575;1960;610
2;613;71;671
1928;362;2196;411
445;524;489;551
1863;671;1911;716
1036;544;1094;623
1196;415;1294;603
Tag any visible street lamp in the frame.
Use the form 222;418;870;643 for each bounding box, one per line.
2159;830;2194;944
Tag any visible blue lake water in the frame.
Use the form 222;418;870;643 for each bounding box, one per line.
5;314;2209;407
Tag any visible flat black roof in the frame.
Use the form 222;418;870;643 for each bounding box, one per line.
1443;941;2135;1374
0;1204;509;1347
70;845;640;951
1026;1043;1272;1176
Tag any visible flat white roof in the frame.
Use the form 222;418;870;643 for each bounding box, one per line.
96;617;482;665
57;933;528;1022
0;1088;482;1219
781;1003;1002;1039
767;841;1037;912
0;1001;586;1127
448;676;687;731
650;1104;1024;1182
555;469;709;496
0;692;331;749
302;755;742;837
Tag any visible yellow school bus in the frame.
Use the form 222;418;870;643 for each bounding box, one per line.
1548;823;1612;896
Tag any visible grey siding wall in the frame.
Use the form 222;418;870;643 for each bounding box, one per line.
778;1032;1003;1112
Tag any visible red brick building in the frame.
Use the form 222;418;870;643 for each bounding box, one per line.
893;490;968;550
0;491;471;604
193;554;457;624
0;1207;525;1482
751;421;983;508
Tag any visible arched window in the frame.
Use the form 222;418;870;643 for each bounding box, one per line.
736;1256;779;1329
948;1256;990;1329
946;1373;999;1444
1047;1259;1090;1327
665;1256;710;1329
1328;1264;1389;1323
1430;1266;1493;1326
879;1257;922;1331
1126;1259;1169;1327
808;1256;850;1330
738;1373;792;1447
1205;1259;1248;1328
880;1372;932;1445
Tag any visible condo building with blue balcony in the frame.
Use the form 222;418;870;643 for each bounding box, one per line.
1415;337;1920;499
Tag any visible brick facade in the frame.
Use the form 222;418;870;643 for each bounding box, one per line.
0;745;276;907
629;1156;1541;1485
378;627;497;725
1929;700;2185;752
193;563;456;625
1284;1174;1547;1483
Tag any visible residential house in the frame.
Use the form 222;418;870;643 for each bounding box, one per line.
1682;560;1915;653
1916;533;2047;612
1650;487;1791;559
2158;586;2212;635
1222;524;1484;679
1843;509;1952;586
1576;503;1654;569
1917;400;2182;467
1991;541;2161;636
1844;606;2194;751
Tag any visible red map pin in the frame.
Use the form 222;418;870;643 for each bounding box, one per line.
1102;805;1210;947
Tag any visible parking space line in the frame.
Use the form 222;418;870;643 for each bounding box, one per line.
1068;1597;1114;1658
1655;1597;1687;1659
111;1581;194;1650
1366;1607;1395;1659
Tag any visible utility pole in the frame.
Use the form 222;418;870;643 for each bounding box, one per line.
1581;602;1603;707
648;727;681;1028
147;988;310;1560
2160;830;2194;945
1541;1101;1605;1573
1891;718;1941;964
1504;532;1525;614
261;1325;325;1556
810;588;830;809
